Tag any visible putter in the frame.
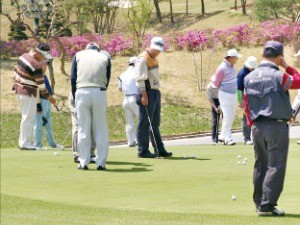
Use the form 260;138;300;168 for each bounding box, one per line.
144;106;163;159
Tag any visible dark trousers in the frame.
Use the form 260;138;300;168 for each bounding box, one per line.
252;120;289;211
137;89;165;154
242;115;251;141
211;98;220;141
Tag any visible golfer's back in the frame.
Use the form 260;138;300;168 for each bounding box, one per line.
76;49;109;89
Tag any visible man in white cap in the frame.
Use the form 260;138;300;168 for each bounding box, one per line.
71;42;111;170
292;50;300;144
13;42;56;150
118;57;140;147
212;49;242;145
237;56;258;145
135;37;172;158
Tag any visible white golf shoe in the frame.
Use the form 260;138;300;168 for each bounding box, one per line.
245;140;253;145
297;140;300;145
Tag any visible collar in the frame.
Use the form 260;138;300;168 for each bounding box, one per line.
260;60;278;67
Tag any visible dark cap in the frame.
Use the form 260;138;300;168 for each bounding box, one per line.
263;41;284;56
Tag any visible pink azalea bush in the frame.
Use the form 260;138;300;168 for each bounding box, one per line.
1;20;300;59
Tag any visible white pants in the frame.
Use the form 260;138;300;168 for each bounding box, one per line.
219;90;238;142
123;96;139;145
75;88;109;167
292;95;300;121
18;95;37;147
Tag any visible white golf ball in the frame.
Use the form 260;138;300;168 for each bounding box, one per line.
232;195;237;201
244;157;248;162
237;155;242;159
242;161;247;165
237;161;241;165
53;151;59;156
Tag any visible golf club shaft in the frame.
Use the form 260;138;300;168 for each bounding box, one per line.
145;106;159;156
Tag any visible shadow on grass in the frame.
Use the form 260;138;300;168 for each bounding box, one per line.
162;157;211;161
106;161;152;167
285;214;300;218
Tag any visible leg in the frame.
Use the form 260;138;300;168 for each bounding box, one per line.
137;100;150;154
34;106;44;148
43;99;57;148
260;122;289;211
211;106;218;141
252;122;268;208
92;90;109;167
124;100;136;145
149;90;165;153
75;89;92;167
243;115;251;141
18;95;37;147
132;101;140;144
69;94;79;157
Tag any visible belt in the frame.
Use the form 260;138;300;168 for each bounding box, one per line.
125;94;136;97
255;116;288;123
100;88;107;91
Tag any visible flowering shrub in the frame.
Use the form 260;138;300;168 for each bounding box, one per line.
1;20;300;59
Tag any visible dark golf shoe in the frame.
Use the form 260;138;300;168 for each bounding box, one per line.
97;165;106;171
257;208;285;217
158;151;173;157
74;156;79;163
78;165;89;170
138;150;157;158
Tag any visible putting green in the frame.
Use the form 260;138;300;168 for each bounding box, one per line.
1;141;300;225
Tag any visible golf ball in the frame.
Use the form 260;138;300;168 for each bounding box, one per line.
237;161;241;165
232;195;237;201
242;161;247;165
244;157;248;162
237;155;242;159
53;151;59;156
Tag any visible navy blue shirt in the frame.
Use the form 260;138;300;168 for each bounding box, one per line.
237;66;251;91
41;75;53;99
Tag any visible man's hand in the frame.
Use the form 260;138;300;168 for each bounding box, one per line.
141;91;148;106
48;96;56;105
279;57;288;69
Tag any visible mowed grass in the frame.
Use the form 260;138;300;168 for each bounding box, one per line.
1;142;300;225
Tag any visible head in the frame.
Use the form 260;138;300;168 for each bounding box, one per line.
262;41;284;65
244;56;258;71
148;37;164;58
294;50;300;65
225;49;242;65
32;43;52;63
128;57;137;67
85;42;100;51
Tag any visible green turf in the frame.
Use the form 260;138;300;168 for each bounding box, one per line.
1;142;300;225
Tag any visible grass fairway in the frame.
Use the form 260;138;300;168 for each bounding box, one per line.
1;142;300;225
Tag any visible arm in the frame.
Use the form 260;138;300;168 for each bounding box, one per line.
70;55;77;100
43;75;53;96
285;66;300;89
237;72;244;105
33;68;50;99
243;93;253;127
135;58;149;105
212;67;224;88
106;58;111;88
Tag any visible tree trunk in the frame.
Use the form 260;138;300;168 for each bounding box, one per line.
0;0;2;14
201;0;205;15
241;0;247;15
52;37;68;77
169;0;174;23
186;0;188;15
234;0;238;10
48;60;56;93
153;0;162;23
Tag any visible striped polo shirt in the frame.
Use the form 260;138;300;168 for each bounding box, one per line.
213;59;237;94
13;53;50;98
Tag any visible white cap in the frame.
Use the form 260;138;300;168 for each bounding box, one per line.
150;37;164;52
129;57;137;65
226;49;242;58
244;56;258;69
294;50;300;57
35;48;52;60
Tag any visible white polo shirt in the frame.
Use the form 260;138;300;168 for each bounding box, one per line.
118;66;139;96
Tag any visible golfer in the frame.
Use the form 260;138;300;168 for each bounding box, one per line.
13;43;56;150
68;50;111;163
206;76;220;145
71;42;111;170
292;50;300;145
135;37;172;158
34;67;62;149
118;57;139;147
244;41;300;216
237;56;258;145
212;49;241;146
